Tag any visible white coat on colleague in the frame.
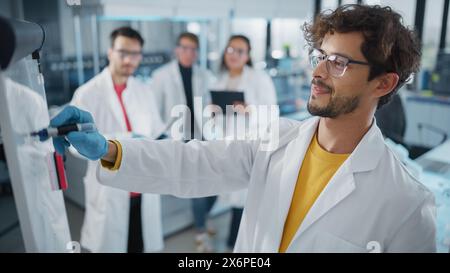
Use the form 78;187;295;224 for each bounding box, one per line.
96;116;436;253
150;60;214;140
151;33;217;253
211;65;278;208
212;65;277;109
71;67;165;253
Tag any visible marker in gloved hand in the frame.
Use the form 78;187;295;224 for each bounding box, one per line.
30;123;97;142
29;123;97;192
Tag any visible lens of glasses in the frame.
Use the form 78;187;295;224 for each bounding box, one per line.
309;51;349;77
116;50;142;60
179;45;198;53
326;56;348;77
309;55;321;69
226;47;246;56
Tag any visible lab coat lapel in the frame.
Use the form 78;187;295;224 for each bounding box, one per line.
214;66;249;92
271;117;319;250
171;61;186;105
217;72;231;90
287;120;385;250
121;78;141;132
101;68;128;131
290;162;356;247
237;66;249;91
191;66;204;131
171;62;194;137
236;66;252;103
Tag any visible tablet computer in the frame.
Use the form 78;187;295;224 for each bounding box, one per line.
210;90;245;113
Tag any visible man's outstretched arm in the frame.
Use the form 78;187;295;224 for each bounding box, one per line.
51;106;256;198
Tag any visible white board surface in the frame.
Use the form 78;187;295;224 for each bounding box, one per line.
0;55;71;252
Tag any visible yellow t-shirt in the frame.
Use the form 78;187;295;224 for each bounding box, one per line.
278;133;349;253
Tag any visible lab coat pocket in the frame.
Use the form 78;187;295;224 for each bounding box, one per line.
313;232;368;253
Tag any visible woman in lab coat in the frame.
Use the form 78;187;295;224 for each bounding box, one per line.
211;35;278;250
212;35;277;112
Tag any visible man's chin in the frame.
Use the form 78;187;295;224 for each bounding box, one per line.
307;101;321;116
307;99;325;113
307;102;337;118
120;71;135;77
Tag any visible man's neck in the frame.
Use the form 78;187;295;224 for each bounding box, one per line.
179;62;192;69
229;67;243;77
109;67;128;86
316;110;374;154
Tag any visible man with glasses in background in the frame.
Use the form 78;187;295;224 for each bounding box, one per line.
67;26;165;253
150;32;216;252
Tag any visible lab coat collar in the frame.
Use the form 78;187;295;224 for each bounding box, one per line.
347;118;385;173
216;65;251;91
169;61;189;103
274;117;319;251
101;67;135;92
169;60;204;131
99;67;131;131
170;60;203;95
274;116;386;252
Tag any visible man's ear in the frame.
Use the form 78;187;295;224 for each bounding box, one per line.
373;73;400;99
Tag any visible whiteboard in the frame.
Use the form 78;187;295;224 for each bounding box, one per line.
0;55;72;252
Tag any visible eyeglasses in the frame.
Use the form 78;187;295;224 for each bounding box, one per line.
226;46;248;57
309;48;371;77
113;49;142;60
177;45;198;53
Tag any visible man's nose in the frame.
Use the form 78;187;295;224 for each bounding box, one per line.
312;59;329;80
122;56;135;64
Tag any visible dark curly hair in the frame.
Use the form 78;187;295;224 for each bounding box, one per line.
303;4;421;109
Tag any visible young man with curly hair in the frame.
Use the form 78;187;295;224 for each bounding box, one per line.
51;5;436;253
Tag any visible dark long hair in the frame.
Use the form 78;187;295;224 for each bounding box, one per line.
220;34;253;71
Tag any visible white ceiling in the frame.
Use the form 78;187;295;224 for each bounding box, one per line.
97;0;313;19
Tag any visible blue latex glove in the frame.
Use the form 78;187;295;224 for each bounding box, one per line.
50;106;108;160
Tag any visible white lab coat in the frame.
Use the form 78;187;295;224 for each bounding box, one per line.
211;66;278;208
97;116;436;253
384;138;423;180
3;79;71;252
211;65;277;107
150;60;214;139
71;68;165;253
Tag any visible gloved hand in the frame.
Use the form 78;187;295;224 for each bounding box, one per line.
50;106;108;161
